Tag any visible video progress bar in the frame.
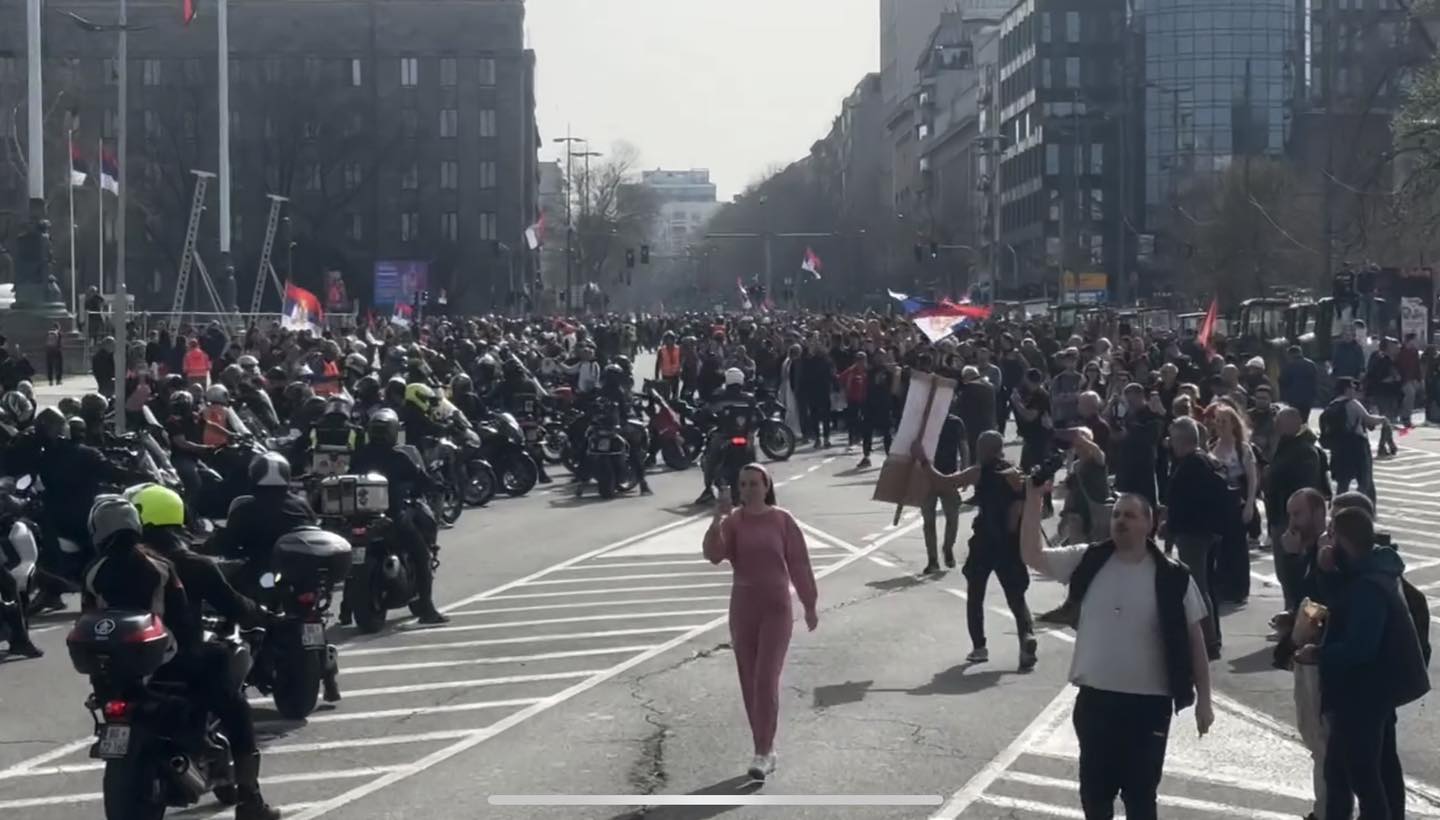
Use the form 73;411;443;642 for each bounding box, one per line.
489;795;944;806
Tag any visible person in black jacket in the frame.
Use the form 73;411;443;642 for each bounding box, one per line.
1164;416;1229;659
1295;507;1430;820
799;342;834;448
1265;408;1331;615
919;412;968;574
216;452;319;596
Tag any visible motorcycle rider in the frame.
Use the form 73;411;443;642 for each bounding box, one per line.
573;363;651;498
76;392;111;447
216;452;320;594
349;408;448;624
450;373;486;423
84;491;283;820
486;359;553;484
694;368;759;505
201;385;250;448
164;390;215;499
0;515;41;657
400;383;448;449
352;375;384;424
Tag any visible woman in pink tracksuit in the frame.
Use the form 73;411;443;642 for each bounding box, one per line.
703;463;819;782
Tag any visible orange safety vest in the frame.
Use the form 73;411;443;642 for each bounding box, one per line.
314;360;342;396
183;349;211;381
201;404;231;447
658;346;681;378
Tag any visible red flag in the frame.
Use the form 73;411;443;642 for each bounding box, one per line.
183;0;197;25
1195;298;1219;351
282;282;324;332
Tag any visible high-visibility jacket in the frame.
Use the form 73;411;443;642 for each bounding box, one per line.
201;404;231;447
658;346;682;378
314;360;342;396
183;348;211;382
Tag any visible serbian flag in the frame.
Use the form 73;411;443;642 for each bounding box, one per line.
801;247;823;279
525;211;546;250
282;282;324;332
896;295;992;343
1195;297;1219;351
737;277;752;311
100;149;119;194
391;302;413;329
70;144;88;187
183;0;198;25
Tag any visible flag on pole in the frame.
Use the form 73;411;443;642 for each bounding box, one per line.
736;277;752;311
801;247;823;279
1195;297;1219;352
183;0;198;25
887;290;992;342
390;302;413;328
100;149;119;194
282;282;324;332
524;211;546;250
70;143;88;187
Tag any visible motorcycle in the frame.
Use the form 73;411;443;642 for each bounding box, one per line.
329;474;438;634
193;435;270;522
582;399;640;500
66;610;249;819
642;382;704;471
246;528;349;720
0;482;38;647
474;410;539;496
424;437;468;525
754;387;798;462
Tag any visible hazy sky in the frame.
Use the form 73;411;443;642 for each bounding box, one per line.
526;0;880;200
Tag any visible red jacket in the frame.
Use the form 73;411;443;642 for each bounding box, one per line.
840;364;868;405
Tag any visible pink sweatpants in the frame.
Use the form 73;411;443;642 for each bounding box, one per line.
729;595;794;756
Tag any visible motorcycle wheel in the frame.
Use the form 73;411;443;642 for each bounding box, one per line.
542;426;567;465
501;453;539;496
102;755;165;820
272;642;323;720
661;439;692;471
759;421;797;462
350;564;389;635
213;784;239;806
593;458;617;499
437;486;464;524
463;461;498;507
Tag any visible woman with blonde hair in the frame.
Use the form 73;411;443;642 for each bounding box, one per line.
703;463;818;782
1207;402;1258;603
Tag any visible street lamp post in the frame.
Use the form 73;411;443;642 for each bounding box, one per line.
553;132;587;311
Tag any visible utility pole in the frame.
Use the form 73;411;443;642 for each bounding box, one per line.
113;0;130;432
1322;10;1337;279
554;131;585;311
217;0;233;296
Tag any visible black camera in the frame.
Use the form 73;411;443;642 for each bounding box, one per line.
1030;452;1065;487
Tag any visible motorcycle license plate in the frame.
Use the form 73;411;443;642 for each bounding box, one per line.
352;547;367;565
301;622;326;648
98;725;131;759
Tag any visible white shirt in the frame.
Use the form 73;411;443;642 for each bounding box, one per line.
573;361;601;393
1043;545;1207;697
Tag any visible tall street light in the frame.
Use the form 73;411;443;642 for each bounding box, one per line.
576;149;602;223
554;132;587;311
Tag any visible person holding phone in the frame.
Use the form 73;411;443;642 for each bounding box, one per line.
702;464;818;782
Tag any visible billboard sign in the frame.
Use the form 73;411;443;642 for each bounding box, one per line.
373;260;429;307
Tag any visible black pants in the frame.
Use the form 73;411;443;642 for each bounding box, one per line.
1326;706;1404;820
806;395;830;443
860;407;892;459
45;349;63;385
161;643;259;756
1073;686;1173;820
397;502;439;607
962;535;1033;649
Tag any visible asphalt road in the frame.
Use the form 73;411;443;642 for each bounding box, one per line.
4;372;1440;819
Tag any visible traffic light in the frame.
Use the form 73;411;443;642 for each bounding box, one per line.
930;241;939;259
626;248;636;268
640;245;650;264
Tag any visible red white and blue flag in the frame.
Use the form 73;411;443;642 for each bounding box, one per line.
100;149;119;194
801;247;823;279
282;282;324;332
525;211;546;250
887;290;992;342
391;302;414;328
70;143;89;187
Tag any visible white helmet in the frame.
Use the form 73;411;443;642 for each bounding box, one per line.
724;367;745;387
204;384;231;405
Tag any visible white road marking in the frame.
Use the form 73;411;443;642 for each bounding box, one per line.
286;517;922;820
247;670;601;705
974;795;1084;818
344;645;655;675
206;803;319;820
343;626;704;657
0;738;93;780
0;768;404;810
518;570;724;586
282;697;542;724
996;772;1298;819
483;582;730;601
396;609;727;635
557;559;713;570
446;596;730;617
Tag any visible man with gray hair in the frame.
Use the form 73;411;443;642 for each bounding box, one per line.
1164;415;1230;659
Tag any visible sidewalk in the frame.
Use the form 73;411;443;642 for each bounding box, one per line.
31;374;100;403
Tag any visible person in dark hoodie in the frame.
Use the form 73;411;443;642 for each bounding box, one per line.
1265;407;1332;616
1295;506;1430;820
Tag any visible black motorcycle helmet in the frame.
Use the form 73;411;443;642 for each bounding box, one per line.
383;376;407;406
220;363;244;392
67;416;87;440
169;390;196;417
282;381;313;410
602;363;626;389
79;392;109;426
266;367;288;386
163;374;186;396
611;355;632;376
451;373;474;396
354;374;381;404
368;407;401;448
501;358;523;380
34;406;69;441
57;396;82;418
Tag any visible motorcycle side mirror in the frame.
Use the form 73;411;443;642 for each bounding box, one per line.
259;572;277;589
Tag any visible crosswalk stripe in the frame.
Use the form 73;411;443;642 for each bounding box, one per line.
485;582;731;600
0;769;403;810
342;627;702;657
282;697;542;724
395;609;727;635
247;670;601;706
996;771;1299;819
447;596;731;617
344;645;654;675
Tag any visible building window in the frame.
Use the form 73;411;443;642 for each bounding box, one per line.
439;109;458;138
1065;11;1080;43
229;59;243;83
263;58;282;84
343;163;362;190
144;110;160;138
1089;143;1103;174
402;109;419;138
347;213;363;240
402;163;419;190
233;215;243;245
400;57;419;87
143;59;162;86
1041;12;1052;43
304;164;322;191
343;112;362;137
350;58;363;87
230;109;241;135
302;120;318;140
440;160;459;189
479;212;497;240
181;59;200;85
1065;57;1080;88
441;212;458;242
102;213;115;242
479;160;496;189
479;109;496;138
1045;143;1059;175
304;58;323;83
478;58;496;85
440;58;457;87
401;212;420;241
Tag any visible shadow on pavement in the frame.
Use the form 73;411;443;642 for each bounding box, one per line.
903;664;1009;696
1226;644;1281;675
812;679;875;709
864;575;932;592
607;775;762;820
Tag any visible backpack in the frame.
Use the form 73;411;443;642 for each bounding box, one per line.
1318;398;1350;451
1402;577;1433;667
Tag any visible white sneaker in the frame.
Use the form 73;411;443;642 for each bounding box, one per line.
747;752;777;781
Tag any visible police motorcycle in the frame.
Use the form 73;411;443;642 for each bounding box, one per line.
325;472;435;634
0;479;39;648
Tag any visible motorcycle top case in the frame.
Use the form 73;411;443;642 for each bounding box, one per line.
66;610;178;679
274;528;353;583
318;473;389;517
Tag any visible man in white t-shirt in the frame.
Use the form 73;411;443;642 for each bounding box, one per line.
1019;482;1214;820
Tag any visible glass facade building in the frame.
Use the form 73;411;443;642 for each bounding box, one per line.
1141;0;1295;220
